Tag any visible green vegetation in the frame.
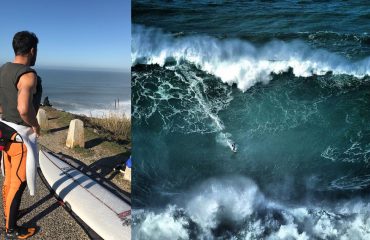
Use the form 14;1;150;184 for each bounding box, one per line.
57;110;75;126
88;112;131;141
73;145;92;158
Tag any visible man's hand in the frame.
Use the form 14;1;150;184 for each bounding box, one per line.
32;125;40;137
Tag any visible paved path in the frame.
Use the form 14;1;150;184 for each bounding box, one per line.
0;171;90;239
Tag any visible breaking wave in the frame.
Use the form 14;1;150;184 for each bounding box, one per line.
53;100;131;118
133;176;370;240
132;25;370;91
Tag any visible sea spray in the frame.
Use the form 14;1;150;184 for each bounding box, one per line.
133;3;370;239
133;206;190;240
133;176;370;240
177;68;235;149
132;25;370;92
134;176;267;239
133;63;235;148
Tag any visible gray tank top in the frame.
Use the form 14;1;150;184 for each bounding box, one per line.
0;62;42;126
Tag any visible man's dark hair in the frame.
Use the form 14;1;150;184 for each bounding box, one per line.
12;31;38;55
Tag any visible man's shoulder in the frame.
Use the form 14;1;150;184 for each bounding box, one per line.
18;71;37;83
15;65;36;84
1;62;35;75
1;62;17;70
15;64;36;74
0;62;10;72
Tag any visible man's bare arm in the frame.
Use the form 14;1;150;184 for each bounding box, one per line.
17;72;40;135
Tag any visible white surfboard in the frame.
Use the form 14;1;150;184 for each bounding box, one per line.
38;150;131;240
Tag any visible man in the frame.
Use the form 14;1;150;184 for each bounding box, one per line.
231;143;237;152
0;31;42;239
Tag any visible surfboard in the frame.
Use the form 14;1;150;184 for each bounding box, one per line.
38;150;131;240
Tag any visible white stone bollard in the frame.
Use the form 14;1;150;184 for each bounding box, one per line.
124;167;131;182
66;119;85;148
36;109;48;129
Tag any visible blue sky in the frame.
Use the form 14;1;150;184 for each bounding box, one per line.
0;1;131;72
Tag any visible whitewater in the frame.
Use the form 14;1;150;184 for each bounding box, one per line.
132;2;370;239
132;25;370;92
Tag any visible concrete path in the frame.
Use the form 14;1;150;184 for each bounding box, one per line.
0;171;90;239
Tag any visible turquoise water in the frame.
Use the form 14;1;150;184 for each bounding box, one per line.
132;1;370;239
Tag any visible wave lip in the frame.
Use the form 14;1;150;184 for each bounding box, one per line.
132;25;370;91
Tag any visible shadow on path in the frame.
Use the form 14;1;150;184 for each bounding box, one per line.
89;152;130;179
24;201;60;227
19;193;54;219
47;117;59;121
48;126;69;134
85;138;104;149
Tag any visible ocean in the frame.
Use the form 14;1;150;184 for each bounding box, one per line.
132;1;370;239
37;68;131;117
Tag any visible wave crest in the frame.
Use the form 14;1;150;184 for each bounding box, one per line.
132;25;370;91
133;176;370;240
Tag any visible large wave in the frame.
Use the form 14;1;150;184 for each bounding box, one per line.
133;176;370;240
132;25;370;91
132;63;236;148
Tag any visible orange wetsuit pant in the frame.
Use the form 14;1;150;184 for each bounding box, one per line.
2;134;27;230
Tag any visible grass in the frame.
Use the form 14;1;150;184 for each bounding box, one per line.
58;110;75;126
73;145;92;158
45;106;132;141
41;106;131;151
100;141;124;154
89;112;131;141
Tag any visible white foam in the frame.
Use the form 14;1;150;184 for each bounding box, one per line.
53;100;131;118
135;206;189;240
134;176;370;239
175;67;235;148
132;25;370;92
312;213;338;238
267;224;309;240
185;177;264;231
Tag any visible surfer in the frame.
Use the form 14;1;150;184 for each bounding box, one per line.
42;96;52;107
231;143;237;152
0;31;42;239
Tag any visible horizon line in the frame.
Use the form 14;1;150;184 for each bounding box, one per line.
0;61;130;73
37;65;130;73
